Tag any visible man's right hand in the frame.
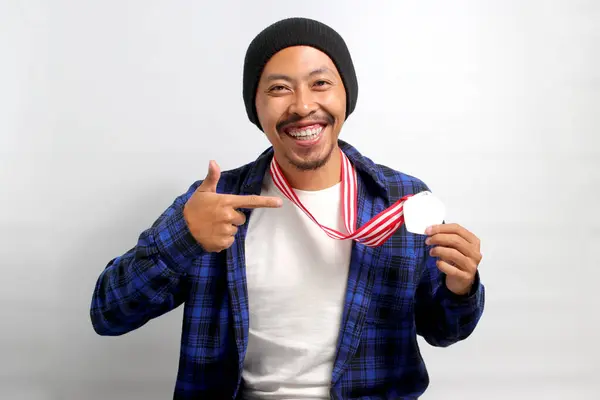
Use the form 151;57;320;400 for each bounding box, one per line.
183;160;283;253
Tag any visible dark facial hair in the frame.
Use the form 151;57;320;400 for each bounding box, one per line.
277;111;337;171
276;111;335;133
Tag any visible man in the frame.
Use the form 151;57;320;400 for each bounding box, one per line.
90;17;485;399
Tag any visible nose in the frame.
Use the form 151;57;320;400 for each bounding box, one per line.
288;87;318;117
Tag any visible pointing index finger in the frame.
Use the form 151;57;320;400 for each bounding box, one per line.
225;194;283;209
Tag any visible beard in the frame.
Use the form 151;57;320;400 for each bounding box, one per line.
284;139;336;171
276;111;337;171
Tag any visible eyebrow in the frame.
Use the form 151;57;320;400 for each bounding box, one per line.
265;66;334;82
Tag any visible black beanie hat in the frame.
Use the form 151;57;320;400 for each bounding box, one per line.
243;17;359;131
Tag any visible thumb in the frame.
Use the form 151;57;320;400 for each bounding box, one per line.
199;160;221;192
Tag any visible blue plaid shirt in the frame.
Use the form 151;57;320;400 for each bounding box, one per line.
91;140;485;399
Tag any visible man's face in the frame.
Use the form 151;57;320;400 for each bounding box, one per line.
255;46;347;171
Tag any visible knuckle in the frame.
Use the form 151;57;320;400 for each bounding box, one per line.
217;195;230;207
471;260;479;271
249;195;261;205
220;208;233;221
450;236;459;247
219;224;231;235
223;210;235;221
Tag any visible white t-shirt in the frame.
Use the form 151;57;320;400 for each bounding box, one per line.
243;172;353;399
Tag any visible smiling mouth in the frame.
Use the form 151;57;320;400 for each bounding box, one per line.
282;123;326;141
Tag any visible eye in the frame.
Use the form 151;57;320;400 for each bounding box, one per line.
313;80;330;89
268;85;288;93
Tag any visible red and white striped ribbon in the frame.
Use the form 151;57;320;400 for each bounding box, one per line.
269;149;413;247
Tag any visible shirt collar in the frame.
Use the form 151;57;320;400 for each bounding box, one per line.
240;140;389;200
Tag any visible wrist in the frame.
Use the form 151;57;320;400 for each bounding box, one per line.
445;276;475;297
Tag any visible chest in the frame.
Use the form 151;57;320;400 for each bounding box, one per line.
244;186;354;322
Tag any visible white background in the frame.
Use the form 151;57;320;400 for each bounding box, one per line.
1;1;599;399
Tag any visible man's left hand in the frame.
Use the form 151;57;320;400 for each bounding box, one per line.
425;223;482;296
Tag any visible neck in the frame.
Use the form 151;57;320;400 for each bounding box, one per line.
279;149;342;191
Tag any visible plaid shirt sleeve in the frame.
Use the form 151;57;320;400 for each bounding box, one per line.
415;245;485;347
90;182;205;336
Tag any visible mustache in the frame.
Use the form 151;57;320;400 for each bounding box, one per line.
276;112;335;132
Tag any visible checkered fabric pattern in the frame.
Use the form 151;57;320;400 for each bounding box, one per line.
90;140;485;399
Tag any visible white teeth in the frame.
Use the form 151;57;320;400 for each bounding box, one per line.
288;126;324;140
